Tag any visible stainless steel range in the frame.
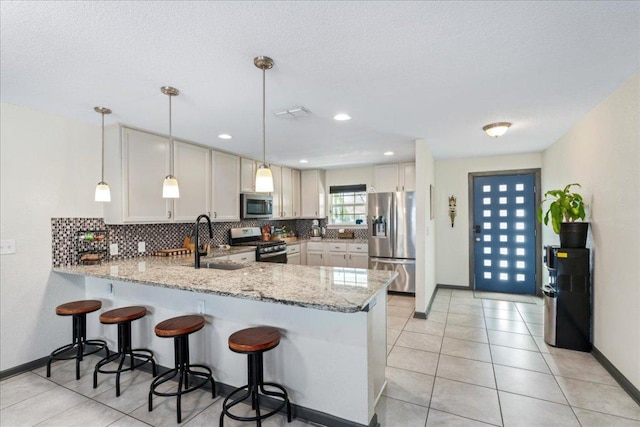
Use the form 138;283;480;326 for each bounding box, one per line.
229;227;287;263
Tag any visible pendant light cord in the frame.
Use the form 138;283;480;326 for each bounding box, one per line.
101;111;105;182
169;94;174;175
262;67;266;168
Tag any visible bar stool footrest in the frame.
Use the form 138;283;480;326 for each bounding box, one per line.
222;382;290;423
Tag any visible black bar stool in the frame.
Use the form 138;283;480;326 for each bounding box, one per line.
47;300;109;380
221;326;292;426
148;315;215;423
93;306;157;396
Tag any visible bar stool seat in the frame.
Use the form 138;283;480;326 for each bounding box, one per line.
221;326;292;426
93;306;157;396
148;315;215;423
47;300;109;380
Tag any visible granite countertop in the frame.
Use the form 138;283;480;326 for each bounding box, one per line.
205;246;256;257
53;256;396;313
286;238;368;244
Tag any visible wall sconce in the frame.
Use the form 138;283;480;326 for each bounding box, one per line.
448;196;457;227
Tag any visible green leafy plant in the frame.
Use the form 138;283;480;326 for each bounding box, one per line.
537;183;586;234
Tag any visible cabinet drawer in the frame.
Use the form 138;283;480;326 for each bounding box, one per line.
228;252;255;263
348;243;368;253
328;242;347;252
307;242;324;251
287;244;300;254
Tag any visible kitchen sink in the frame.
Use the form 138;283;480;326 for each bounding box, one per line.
189;262;250;270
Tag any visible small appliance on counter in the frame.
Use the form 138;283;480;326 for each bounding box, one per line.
230;227;287;263
310;220;321;241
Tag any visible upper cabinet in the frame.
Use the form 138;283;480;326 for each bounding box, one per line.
240;157;258;193
273;166;300;219
300;169;326;218
374;162;415;192
270;164;282;219
291;169;301;218
173;140;211;222
211;150;240;221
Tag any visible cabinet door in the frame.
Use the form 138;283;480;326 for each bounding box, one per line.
291;169;301;218
270;165;282;219
240;158;257;193
348;252;369;268
300;169;326;218
212;151;240;221
228;251;255;263
374;164;400;192
400;163;416;192
328;251;348;267
280;167;293;218
307;251;324;266
288;253;301;265
122;128;172;222
173;141;210;222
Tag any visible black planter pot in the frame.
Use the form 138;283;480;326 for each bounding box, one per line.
559;222;589;248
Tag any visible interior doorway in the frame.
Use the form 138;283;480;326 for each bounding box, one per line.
469;169;542;295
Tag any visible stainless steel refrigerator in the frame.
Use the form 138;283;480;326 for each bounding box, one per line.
368;191;416;294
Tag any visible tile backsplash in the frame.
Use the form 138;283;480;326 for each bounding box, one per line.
51;217;367;266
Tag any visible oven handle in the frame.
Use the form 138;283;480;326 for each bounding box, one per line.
260;250;287;259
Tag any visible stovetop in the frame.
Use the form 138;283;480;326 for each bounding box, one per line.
233;240;284;247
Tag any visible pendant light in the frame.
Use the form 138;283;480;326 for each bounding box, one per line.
94;106;112;202
254;56;274;193
161;86;180;198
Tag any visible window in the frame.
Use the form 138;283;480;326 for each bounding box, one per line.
329;184;367;225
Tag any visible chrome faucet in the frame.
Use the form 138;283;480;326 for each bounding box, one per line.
194;214;213;269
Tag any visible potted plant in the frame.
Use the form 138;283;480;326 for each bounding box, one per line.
537;183;588;248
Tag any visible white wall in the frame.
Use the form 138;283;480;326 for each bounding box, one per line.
415;140;436;313
435;153;542;287
541;73;640;390
0;102;103;371
325;166;375;190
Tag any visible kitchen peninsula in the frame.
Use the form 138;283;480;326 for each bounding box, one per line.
53;256;396;426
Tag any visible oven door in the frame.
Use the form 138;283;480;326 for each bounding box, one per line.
258;250;287;263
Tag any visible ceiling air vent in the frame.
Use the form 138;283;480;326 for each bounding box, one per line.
273;106;311;119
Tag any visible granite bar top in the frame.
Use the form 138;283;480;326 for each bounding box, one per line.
53;256;396;313
287;238;368;244
205;245;256;257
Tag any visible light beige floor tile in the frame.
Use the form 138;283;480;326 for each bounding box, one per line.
387;327;402;346
445;324;488;344
396;330;443;353
426;409;496;426
430;377;501;426
484;317;530;335
481;299;517;311
519;310;544;324
515;302;544;313
533;336;592;358
427;310;448;323
404;318;446;337
441;337;491;363
376;396;429;427
388;295;416;308
450;297;483;307
33;354;105;385
449;304;485;317
108;416;151;427
388;305;414;318
556;377;640;420
38;399;124;427
387;345;393;355
0;372;58;409
436;288;452;296
483;308;523;322
387;346;439;375
388;315;409;330
499;391;579;426
184;398;307;427
447;313;486;329
384;366;434;407
493;364;567;404
94;369;161;414
572;407;640;426
526;322;544;337
62;362;118;398
543;352;618;386
451;289;475;298
430;302;450;313
0;386;88;426
490;345;550;373
487;330;538;351
436;354;495;388
131;386;217;426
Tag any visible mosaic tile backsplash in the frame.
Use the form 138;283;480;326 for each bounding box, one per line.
51;217;368;266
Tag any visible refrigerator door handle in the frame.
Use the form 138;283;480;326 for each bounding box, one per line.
369;257;415;264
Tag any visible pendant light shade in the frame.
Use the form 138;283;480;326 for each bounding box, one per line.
254;56;274;193
94;106;112;202
161;86;180;198
483;122;512;138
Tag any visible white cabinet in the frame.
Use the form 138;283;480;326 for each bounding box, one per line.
240;157;258;193
280;167;293;218
347;243;369;268
327;242;348;267
306;241;325;266
374;163;415;192
305;241;369;268
287;243;301;265
173;140;211;222
291;169;301;218
300;169;326;218
270;165;282;219
227;251;255;263
211;151;240;221
270;166;300;219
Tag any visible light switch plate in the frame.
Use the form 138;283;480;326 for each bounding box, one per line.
110;243;119;256
0;239;16;255
138;241;146;253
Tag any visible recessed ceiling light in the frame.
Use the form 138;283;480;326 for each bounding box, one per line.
333;113;351;121
299;159;309;164
384;151;394;156
218;134;232;140
482;122;512;138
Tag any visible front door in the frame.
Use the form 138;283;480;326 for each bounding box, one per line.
472;173;538;294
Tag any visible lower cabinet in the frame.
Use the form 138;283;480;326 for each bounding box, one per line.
305;241;369;268
346;243;369;268
214;251;255;263
287;243;301;265
306;242;325;266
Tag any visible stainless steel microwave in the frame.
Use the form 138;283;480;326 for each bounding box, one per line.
241;194;273;219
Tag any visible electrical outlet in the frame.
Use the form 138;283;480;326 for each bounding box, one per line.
0;239;16;255
197;300;205;315
110;243;119;256
138;241;146;253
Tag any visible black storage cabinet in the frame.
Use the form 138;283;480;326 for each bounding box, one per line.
544;248;591;352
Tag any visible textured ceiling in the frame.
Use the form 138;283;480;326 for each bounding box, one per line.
1;1;638;169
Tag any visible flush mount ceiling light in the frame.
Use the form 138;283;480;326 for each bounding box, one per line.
218;134;232;140
333;113;351;121
384;151;394;156
299;159;309;164
483;122;512;138
254;55;275;193
94;106;112;202
161;86;180;198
